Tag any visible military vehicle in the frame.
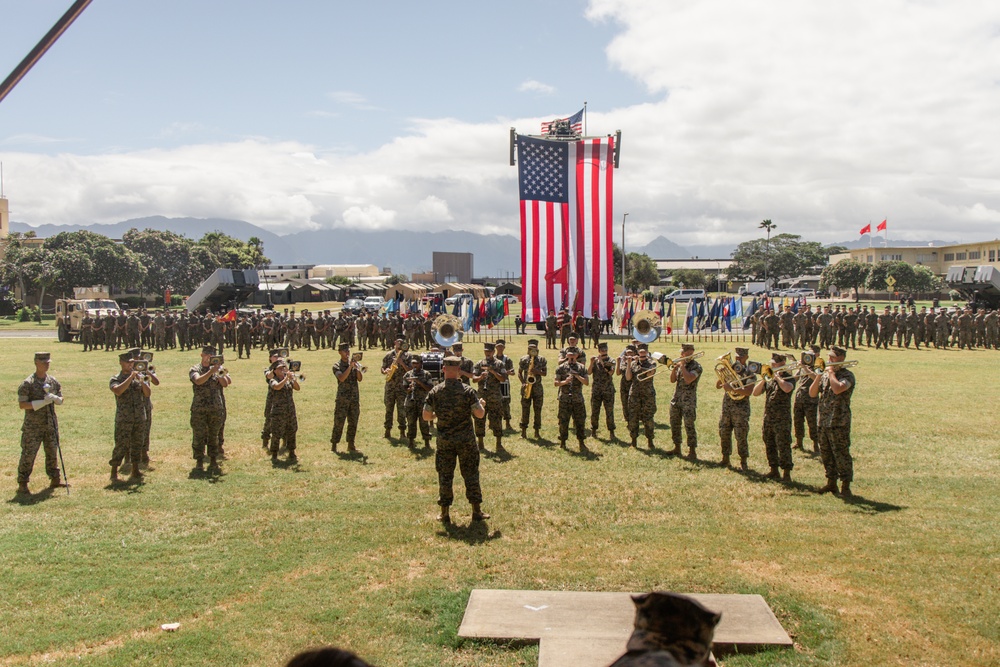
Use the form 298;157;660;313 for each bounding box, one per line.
945;265;1000;310
55;296;123;342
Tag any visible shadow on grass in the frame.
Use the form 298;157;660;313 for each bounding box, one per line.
270;457;304;472
187;466;226;484
439;520;503;544
105;477;146;494
334;450;370;465
483;447;515;463
408;444;435;461
567;445;602;461
7;487;58;505
841;493;906;514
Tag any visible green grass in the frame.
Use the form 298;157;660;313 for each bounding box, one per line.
1;337;997;667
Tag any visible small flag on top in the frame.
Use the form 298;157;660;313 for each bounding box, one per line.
859;223;871;235
541;108;584;136
877;219;887;232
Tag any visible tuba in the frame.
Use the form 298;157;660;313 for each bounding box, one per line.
632;310;661;344
433;313;464;348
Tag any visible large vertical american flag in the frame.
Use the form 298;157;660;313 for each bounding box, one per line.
540;108;584;136
517;134;615;323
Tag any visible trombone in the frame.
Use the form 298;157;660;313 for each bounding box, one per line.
663;350;704;371
813;359;859;372
634;351;676;382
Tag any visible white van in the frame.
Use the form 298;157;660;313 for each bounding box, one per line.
662;289;707;301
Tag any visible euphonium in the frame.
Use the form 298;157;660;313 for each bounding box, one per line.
714;352;750;401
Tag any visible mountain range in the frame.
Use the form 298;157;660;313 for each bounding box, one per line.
9;217;959;277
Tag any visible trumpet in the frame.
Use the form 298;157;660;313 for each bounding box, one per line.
352;352;368;374
288;360;305;382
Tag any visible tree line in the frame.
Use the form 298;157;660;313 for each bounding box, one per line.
0;229;269;306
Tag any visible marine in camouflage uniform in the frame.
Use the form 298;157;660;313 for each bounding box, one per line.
588;342;617;439
793;345;821;452
81;314;94;351
423;356;489;524
716;347;755;469
617;345;637;427
109;352;150;482
259;349;282;449
382;339;412;439
403;356;434;447
669;344;702;458
154;311;167;351
189;346;230;471
545;310;558;349
809;346;856;497
331;343;364;452
495;340;515;429
517;340;547;438
754;353;795;481
236;317;252;358
554;347;589;450
473;342;509;452
16;352;65;494
626;346;657;448
267;359;300;461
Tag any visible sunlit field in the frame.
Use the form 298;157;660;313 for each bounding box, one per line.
1;332;997;667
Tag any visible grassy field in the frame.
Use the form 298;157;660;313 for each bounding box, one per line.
1;336;997;667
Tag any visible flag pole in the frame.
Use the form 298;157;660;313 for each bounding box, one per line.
868;220;872;248
583;101;587;135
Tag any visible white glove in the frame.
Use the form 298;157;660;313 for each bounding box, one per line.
46;393;64;405
31;397;53;410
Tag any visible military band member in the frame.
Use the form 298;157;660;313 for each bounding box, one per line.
331;343;364;453
190;345;230;472
669;343;702;459
423;356;489;524
793;344;821;452
451;342;476;385
554;346;589;451
16;352;65;495
716;347;755;469
517;339;547;439
617;344;637;428
110;351;150;482
473;342;509;453
403;356;434;449
267;358;300;462
809;345;856;497
588;342;617;439
753;352;795;481
494;339;515;431
625;344;657;448
129;348;158;470
260;349;282;449
382;339;411;440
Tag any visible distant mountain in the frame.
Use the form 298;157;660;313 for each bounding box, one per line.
10;217;521;279
634;235;689;258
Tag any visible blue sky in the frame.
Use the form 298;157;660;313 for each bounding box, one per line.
2;0;1000;250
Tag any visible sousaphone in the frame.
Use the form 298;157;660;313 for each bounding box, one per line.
633;309;661;344
433;313;464;348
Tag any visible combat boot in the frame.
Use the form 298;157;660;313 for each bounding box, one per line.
110;465;119;482
670;443;682;456
331;441;338;453
720;454;731;468
793;438;804;450
194;458;204;472
208;457;219;471
812;440;819;454
630;437;638;448
534;428;540;439
839;480;852;498
408;438;415;448
471;504;490;521
782;469;792;482
818;478;838;494
687;446;697;461
262;438;269;450
423;438;431;449
49;474;64;488
128;464;143;482
608;428;616;441
521;428;527;439
399;427;406;440
578;439;588;452
384;428;392;440
496;437;507;455
438;507;451;524
17;482;30;495
647;437;655;449
766;465;780;479
559;439;567;449
347;442;357;452
591;427;598;438
477;437;485;451
740;457;748;471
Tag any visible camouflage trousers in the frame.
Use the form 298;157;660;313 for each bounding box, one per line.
718;401;750;459
237;336;252;358
111;418;145;467
793;396;818;443
590;387;616;433
436;435;482;507
628;391;657;440
762;415;793;470
190;409;223;461
669;400;697;447
331;396;360;446
269;409;298;455
474;395;504;439
18;425;59;484
818;424;853;482
557;397;587;443
405;401;431;442
619;386;632;426
384;386;406;431
261;391;274;442
519;389;544;430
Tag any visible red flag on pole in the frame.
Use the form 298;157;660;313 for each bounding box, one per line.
220;309;237;322
859;223;871;235
876;219;887;232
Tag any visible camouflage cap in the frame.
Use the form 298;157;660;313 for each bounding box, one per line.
34;352;51;362
119;352;133;362
483;342;495;351
681;343;695;352
338;342;350;352
831;345;847;357
734;347;749;356
443;356;462;366
771;353;786;363
527;339;539;347
565;346;580;356
495;339;506;346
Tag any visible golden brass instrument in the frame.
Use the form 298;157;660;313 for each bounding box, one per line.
664;350;704;371
714;352;752;401
813;359;859;372
523;349;537;399
385;349;404;383
633;351;668;381
352;352;368;374
633;309;661;344
760;356;804;380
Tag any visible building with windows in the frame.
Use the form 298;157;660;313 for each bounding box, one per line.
829;240;1000;275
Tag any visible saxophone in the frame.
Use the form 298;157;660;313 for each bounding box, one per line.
522;349;537;399
385;349;404;383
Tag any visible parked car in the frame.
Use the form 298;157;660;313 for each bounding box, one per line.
363;296;385;311
499;294;519;304
342;298;365;314
445;293;473;306
662;289;706;301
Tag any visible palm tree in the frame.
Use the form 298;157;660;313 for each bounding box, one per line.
758;219;776;288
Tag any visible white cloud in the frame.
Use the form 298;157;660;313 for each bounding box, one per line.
341;204;397;229
518;79;556;95
414;195;453;222
326;90;380;111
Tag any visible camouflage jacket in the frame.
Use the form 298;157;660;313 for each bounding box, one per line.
424;378;479;440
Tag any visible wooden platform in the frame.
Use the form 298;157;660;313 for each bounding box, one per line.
458;589;793;667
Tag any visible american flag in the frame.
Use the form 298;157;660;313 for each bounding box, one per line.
540;108;584;136
517;133;614;323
